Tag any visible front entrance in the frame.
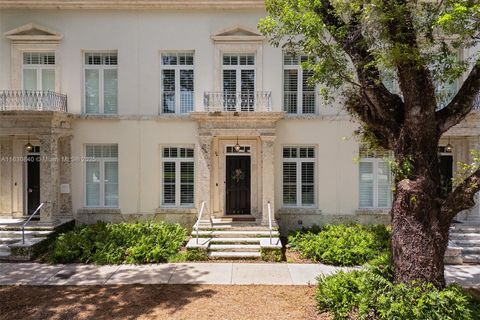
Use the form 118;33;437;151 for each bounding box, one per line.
439;153;453;194
225;155;251;214
26;151;41;215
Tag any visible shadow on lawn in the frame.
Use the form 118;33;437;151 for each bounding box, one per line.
0;263;217;320
0;284;216;319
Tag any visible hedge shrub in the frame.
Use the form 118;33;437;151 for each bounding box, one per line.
288;224;390;266
50;221;187;264
316;254;480;320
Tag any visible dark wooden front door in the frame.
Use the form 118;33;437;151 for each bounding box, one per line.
27;154;41;215
226;156;251;215
439;154;453;193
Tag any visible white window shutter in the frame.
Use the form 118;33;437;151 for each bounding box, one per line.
359;161;374;208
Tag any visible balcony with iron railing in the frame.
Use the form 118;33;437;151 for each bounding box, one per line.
0;90;67;112
204;91;271;112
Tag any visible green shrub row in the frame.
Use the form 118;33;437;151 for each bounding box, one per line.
168;248;209;262
316;254;480;320
288;224;390;266
50;221;187;264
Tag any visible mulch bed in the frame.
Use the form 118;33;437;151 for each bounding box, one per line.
0;284;330;320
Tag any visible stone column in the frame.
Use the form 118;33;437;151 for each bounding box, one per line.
467;136;480;162
59;135;73;218
260;135;276;225
39;134;60;225
198;134;213;220
0;137;13;216
467;136;480;220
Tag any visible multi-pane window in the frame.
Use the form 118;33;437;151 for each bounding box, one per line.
162;147;195;206
222;54;256;111
23;52;55;91
359;147;392;209
382;50;461;109
84;52;118;114
161;52;194;114
436;80;458;109
85;145;119;207
282;146;315;207
283;54;316;114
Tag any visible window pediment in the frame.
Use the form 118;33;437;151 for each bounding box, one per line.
4;23;63;42
211;25;264;42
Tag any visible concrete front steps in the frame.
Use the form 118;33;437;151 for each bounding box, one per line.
186;221;282;260
447;223;480;264
0;219;74;261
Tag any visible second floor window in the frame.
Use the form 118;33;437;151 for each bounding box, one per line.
222;54;256;111
283;54;316;114
161;52;194;114
23;52;55;91
84;52;118;114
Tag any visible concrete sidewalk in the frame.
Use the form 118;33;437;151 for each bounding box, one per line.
0;262;479;287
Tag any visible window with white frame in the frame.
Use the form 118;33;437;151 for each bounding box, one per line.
84;52;118;114
85;144;119;207
162;147;195;206
222;53;256;111
23;52;55;91
282;146;315;207
160;52;194;114
283;54;316;114
359;147;392;209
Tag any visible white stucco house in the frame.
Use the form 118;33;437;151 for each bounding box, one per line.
0;0;479;241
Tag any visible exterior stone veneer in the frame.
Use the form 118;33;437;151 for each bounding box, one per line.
191;112;284;225
76;207;197;230
277;209;391;235
0;111;73;223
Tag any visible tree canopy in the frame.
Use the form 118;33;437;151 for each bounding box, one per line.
260;0;480;287
260;1;479;145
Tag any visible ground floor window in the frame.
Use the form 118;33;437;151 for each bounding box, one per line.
162;147;195;206
359;147;392;209
282;146;315;207
85;144;118;207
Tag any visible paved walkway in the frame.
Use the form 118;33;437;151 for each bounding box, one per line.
0;263;479;287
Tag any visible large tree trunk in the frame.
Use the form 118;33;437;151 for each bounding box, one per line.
391;179;451;287
390;125;452;287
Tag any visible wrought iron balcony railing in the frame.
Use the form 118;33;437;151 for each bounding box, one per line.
204;91;272;112
0;90;67;112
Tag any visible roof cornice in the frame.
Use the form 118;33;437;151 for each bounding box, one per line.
0;0;266;10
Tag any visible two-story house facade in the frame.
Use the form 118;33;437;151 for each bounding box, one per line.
0;0;479;233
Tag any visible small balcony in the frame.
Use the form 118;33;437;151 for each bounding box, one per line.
204;91;272;112
0;90;67;112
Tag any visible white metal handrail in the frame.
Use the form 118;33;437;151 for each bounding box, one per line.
22;202;44;244
195;201;206;244
267;201;273;245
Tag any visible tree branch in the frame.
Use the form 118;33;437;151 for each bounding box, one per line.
314;0;404;137
436;58;480;134
441;167;480;223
